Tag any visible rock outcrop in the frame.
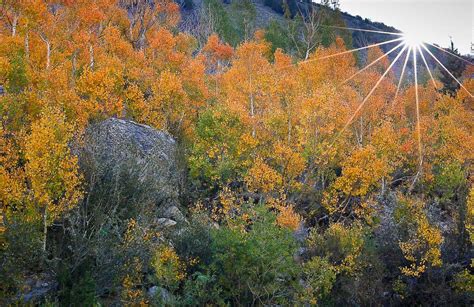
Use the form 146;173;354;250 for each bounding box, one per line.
79;118;182;216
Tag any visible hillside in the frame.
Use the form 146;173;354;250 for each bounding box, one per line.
180;0;469;79
0;1;473;306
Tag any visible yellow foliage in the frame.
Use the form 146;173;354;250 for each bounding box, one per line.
0;56;10;84
151;245;186;287
271;142;305;192
245;157;283;194
76;66;124;118
276;203;302;231
308;223;365;275
221;40;274;137
396;196;443;277
0;126;25;208
333;146;389;197
237;133;259;156
142;70;191;134
0;127;25;243
121;257;148;305
24;107;82;222
120;218;163;304
371;122;403;169
217;186;238;217
266;195;302;231
124;83;146;120
323;146;389;219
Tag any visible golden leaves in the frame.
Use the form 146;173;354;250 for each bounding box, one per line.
333;146;389;197
203;34;234;67
76;66;124;118
272;142;305;192
308;223;365;275
323;146;389;219
142;70;186;132
221;40;274;135
395;196;443;277
245;157;283;194
0;126;25;207
151;245;186;285
275;202;302;231
24;107;82;220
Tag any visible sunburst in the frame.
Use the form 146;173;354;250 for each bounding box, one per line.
283;25;473;181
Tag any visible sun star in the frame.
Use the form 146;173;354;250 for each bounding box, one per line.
402;31;423;48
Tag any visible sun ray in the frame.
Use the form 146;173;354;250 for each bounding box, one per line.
317;37;403;60
413;47;423;174
342;41;405;84
426;42;474;66
334;44;409;142
278;37;404;70
421;44;474;97
393;46;412;104
321;25;403;36
418;45;437;89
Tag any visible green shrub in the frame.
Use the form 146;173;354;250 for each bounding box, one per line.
430;162;467;206
188;108;248;188
58;269;97;306
264;20;292;55
297;256;336;305
0;212;43;300
202;0;239;45
206;205;301;304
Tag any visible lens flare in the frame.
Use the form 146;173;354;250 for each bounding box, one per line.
314;25;473;183
403;32;423;48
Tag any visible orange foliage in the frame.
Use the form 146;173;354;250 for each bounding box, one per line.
276;203;302;231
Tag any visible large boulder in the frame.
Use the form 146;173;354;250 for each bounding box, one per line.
67;118;185;294
79;118;182;214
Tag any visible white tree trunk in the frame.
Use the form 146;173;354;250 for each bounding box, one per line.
89;44;94;69
249;75;256;138
12;15;18;37
39;33;51;70
305;48;310;61
46;41;51;69
25;32;29;59
250;92;256;138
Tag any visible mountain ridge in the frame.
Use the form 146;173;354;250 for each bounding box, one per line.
179;0;471;80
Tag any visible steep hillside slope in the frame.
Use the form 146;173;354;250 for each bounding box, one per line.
180;0;470;79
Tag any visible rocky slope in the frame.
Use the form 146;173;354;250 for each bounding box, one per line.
180;0;470;78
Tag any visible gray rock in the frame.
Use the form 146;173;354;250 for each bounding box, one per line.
374;192;399;246
148;285;159;297
80;118;182;209
293;223;309;243
148;286;172;303
163;206;186;222
155;218;178;228
16;274;57;303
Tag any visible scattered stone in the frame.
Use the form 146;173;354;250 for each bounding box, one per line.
156;218;178;228
148;286;172;303
163;206;186;222
17;274;57;303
